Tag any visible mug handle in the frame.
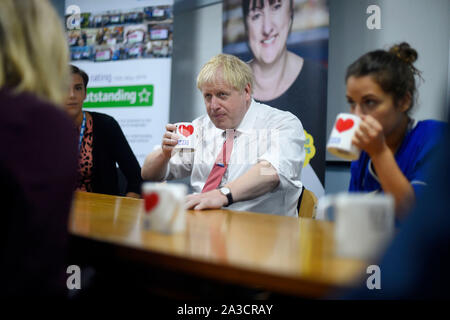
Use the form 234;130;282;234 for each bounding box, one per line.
316;196;336;222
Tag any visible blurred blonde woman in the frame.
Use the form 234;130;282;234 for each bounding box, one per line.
0;0;78;297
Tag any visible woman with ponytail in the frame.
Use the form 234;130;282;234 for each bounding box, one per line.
346;43;447;217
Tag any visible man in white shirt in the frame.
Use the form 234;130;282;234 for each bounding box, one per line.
142;54;305;216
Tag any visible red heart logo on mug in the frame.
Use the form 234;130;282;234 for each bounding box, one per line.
179;125;194;137
144;193;159;212
336;118;354;133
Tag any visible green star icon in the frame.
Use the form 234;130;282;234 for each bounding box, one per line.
138;88;151;103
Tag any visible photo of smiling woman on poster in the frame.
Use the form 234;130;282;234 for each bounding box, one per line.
223;0;329;197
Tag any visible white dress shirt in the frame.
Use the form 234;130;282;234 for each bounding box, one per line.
164;99;305;216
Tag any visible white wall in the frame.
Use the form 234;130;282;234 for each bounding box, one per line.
169;1;222;123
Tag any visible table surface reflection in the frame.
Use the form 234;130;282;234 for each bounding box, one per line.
69;191;369;298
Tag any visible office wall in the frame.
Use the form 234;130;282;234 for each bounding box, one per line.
52;0;450;195
50;0;64;16
170;0;222;123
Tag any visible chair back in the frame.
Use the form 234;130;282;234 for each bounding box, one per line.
298;188;318;218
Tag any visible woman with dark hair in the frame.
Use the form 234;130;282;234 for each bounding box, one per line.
242;0;328;195
65;65;143;198
346;42;447;216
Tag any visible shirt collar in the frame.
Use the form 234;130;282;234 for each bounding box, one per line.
234;99;257;135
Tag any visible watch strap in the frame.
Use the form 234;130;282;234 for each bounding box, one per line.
224;191;233;207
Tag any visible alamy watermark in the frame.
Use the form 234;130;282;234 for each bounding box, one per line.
366;264;381;290
172;128;285;176
366;5;382;30
66;5;81;30
66;265;81;290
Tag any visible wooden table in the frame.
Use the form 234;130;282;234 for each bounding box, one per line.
68;191;369;298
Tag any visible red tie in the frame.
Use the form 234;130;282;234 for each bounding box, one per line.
202;130;236;193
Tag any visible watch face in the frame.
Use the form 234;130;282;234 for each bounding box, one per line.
220;187;230;195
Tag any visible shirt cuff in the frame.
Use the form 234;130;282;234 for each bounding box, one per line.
256;155;302;190
162;163;171;181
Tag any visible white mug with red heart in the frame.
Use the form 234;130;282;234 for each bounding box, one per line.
174;122;196;150
142;182;187;234
327;113;362;160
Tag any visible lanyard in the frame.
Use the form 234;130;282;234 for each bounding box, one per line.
78;111;86;151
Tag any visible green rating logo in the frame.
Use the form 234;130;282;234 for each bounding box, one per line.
84;85;153;108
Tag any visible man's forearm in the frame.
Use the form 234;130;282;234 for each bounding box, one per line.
226;161;280;203
141;149;170;181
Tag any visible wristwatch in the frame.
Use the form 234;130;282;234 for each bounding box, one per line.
219;187;233;207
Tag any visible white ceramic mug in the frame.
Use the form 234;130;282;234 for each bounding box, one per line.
327;113;361;160
317;193;395;260
174;122;196;150
142;182;187;234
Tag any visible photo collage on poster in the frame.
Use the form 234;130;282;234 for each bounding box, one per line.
67;6;173;62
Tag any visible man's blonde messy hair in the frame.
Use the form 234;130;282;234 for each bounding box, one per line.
197;54;254;93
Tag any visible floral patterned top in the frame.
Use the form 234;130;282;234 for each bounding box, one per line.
76;112;94;192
